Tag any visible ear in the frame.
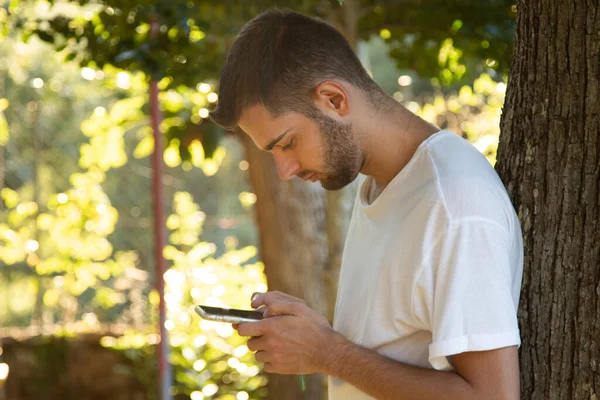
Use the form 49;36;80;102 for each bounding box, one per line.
313;81;350;117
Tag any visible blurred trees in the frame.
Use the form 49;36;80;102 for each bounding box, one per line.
495;0;600;398
0;33;251;326
0;31;138;327
0;35;267;400
102;191;269;399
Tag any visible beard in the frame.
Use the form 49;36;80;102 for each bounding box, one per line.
311;111;362;191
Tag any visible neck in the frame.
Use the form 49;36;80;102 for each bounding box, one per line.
358;101;439;190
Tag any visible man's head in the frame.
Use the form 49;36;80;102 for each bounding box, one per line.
210;8;387;190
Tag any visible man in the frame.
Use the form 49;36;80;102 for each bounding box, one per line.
210;8;523;400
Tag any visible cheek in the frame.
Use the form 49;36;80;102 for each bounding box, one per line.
302;135;327;168
299;147;323;172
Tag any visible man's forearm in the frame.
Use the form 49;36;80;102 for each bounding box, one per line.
320;334;476;400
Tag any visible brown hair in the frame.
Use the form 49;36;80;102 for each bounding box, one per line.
209;8;383;130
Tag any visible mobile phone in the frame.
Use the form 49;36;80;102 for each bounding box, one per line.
194;305;264;324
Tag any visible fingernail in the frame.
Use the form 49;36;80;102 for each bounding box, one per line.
251;293;258;302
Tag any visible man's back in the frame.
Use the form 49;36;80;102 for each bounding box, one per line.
331;130;523;399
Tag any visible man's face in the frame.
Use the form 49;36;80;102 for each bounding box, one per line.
238;104;362;190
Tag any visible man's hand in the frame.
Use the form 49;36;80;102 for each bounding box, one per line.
233;291;518;400
234;291;342;374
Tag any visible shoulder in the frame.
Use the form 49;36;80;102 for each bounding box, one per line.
423;132;516;230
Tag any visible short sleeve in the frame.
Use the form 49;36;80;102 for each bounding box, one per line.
413;219;521;370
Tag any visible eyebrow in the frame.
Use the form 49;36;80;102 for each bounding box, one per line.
263;128;293;151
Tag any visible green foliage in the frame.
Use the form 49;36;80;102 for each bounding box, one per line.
80;94;145;171
4;0;516;172
18;0;515;91
0;33;140;304
1;1;513;397
0;26;231;325
0;99;8;145
1;26;263;396
102;190;268;399
0;158;141;303
362;0;515;83
8;0;231;162
158;81;224;164
19;0;253;87
415;73;506;165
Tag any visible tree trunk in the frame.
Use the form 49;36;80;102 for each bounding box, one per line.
238;3;362;399
240;132;329;400
495;1;600;399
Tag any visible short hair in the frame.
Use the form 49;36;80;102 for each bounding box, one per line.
209;8;382;130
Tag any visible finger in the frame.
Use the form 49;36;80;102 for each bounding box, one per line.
251;291;305;309
250;292;264;307
264;362;275;373
263;300;306;317
236;318;273;337
255;350;270;363
246;336;267;352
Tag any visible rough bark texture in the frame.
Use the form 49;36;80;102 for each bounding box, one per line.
495;0;600;399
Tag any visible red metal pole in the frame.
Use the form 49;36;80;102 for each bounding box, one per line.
150;16;172;400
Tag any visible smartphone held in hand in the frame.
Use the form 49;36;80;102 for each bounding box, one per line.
194;305;264;324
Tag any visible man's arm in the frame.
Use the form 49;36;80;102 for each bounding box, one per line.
323;334;519;400
235;291;520;400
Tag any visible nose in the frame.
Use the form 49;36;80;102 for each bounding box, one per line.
273;152;300;181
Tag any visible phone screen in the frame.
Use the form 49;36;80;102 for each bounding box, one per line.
200;306;264;320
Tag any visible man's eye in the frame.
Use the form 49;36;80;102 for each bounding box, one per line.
281;138;295;151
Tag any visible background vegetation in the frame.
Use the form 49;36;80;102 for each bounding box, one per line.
0;0;514;399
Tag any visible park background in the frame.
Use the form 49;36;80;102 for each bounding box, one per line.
0;0;598;400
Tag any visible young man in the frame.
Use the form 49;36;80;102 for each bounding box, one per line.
210;8;523;400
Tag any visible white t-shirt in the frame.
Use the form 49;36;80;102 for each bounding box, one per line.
329;130;523;400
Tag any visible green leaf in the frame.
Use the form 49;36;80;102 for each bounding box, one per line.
133;135;154;159
21;31;32;43
0;111;9;146
163;145;181;167
1;188;19;208
189;139;205;167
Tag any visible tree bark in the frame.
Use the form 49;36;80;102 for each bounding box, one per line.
495;0;600;399
238;2;361;398
240;132;329;400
